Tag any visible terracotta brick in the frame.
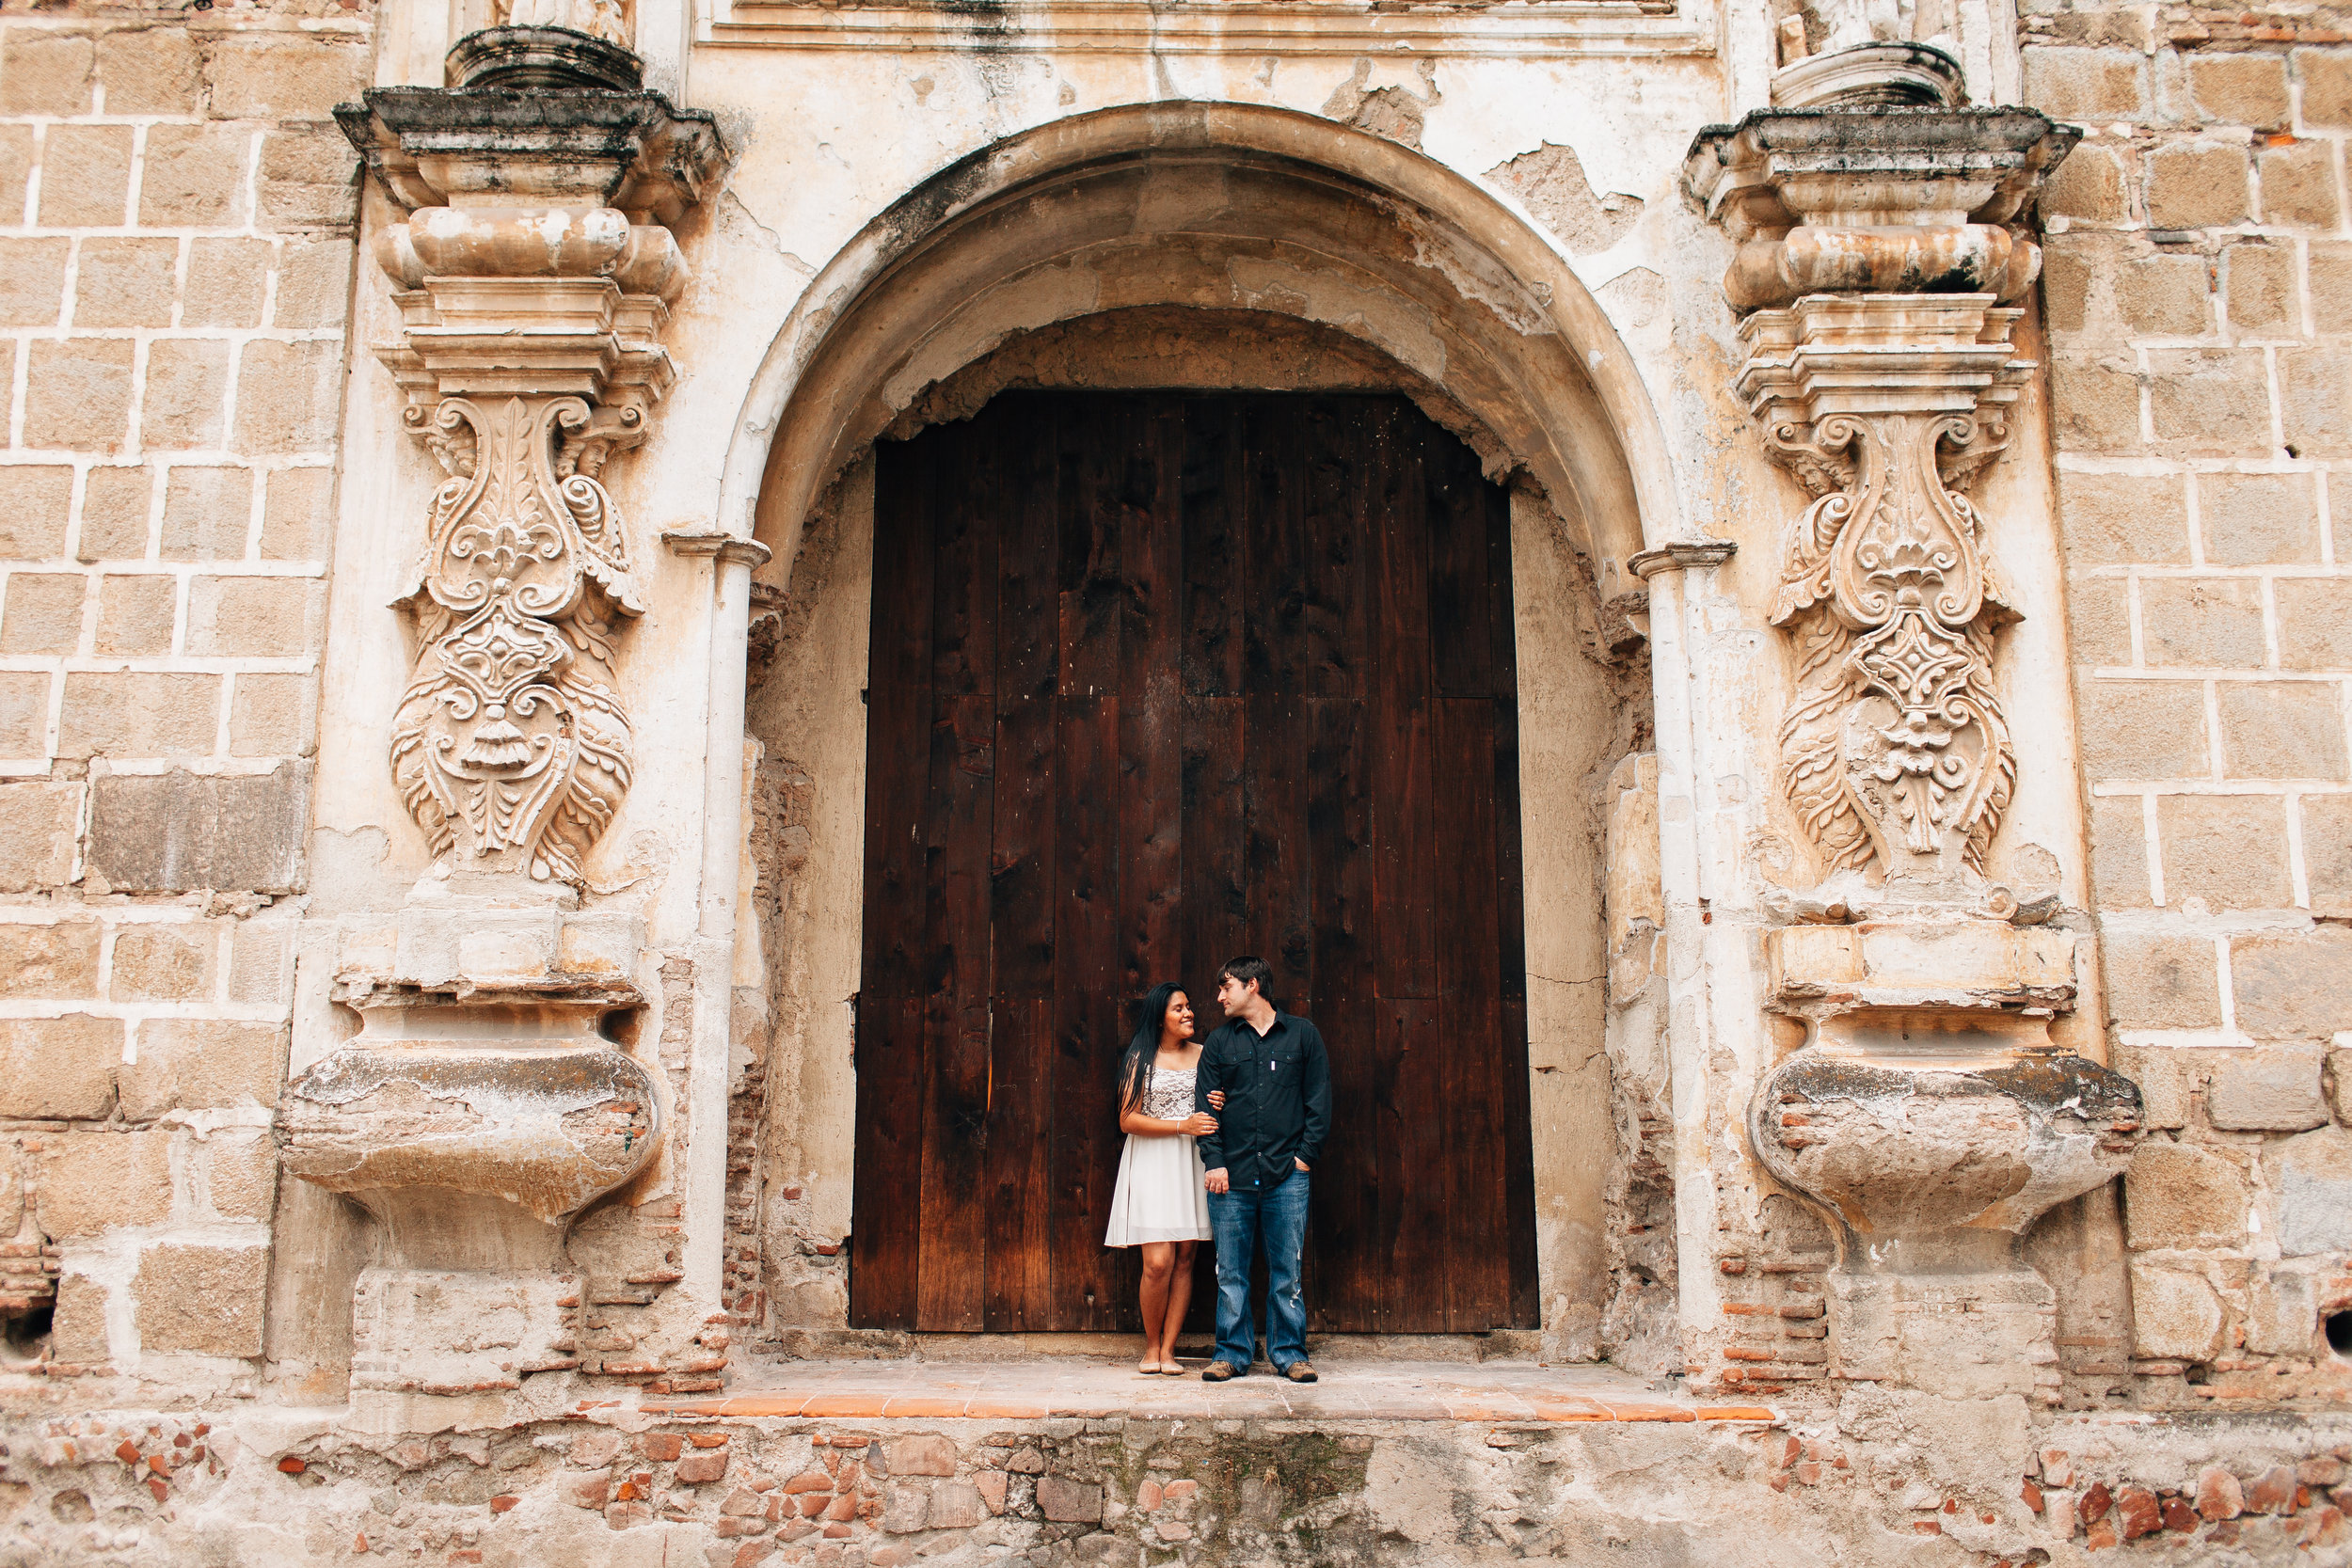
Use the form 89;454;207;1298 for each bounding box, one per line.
2224;241;2295;333
2103;931;2222;1027
77;467;152;562
36;1131;173;1239
2089;795;2153;907
207;36;369;122
38;125;132;229
2160;793;2294;906
57;671;220;759
1036;1477;1103;1524
161;467;253;562
885;1436;956;1477
233;341;343;454
0;780;80;891
270;238;354;330
201;1131;278;1222
2188;55;2291;127
0;573;88;655
2145;350;2270;450
134;1245;266;1355
73;240;177;332
2198;1466;2246;1520
186;577;322;657
2233;927;2352;1039
2278;348;2351;458
0;1015;120;1118
260;467;333;561
2217;682;2346;779
254;126;358;232
0;918;102;999
142;341;231;451
94;573;176;657
25;341;135;454
183;240;271;330
2;31;94;116
0;467;72;560
117;1020;284;1119
2125;1142;2249;1247
140;124;250;229
676;1451;730;1485
2259;140;2340;228
2050;354;2144;451
96;28;200;115
108;924;215;1003
0;672;48;754
0;238;70;329
2077;679;2209;778
2025;48;2151;119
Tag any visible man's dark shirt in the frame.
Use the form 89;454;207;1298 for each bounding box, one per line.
1193;1010;1331;1195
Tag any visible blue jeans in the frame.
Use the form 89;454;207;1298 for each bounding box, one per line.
1206;1170;1310;1370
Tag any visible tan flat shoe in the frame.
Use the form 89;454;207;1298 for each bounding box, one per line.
1137;1358;1165;1375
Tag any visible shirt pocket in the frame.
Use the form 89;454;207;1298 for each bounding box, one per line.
1264;1041;1301;1079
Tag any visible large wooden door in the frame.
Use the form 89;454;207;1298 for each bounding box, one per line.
850;392;1539;1333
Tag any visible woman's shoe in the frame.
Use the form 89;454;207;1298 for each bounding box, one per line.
1137;1359;1165;1375
1158;1358;1188;1375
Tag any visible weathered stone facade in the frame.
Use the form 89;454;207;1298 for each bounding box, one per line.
0;0;2345;1560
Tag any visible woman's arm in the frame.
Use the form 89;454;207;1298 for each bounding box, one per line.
1120;1107;1218;1137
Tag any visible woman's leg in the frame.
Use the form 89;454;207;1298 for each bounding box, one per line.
1137;1243;1176;1367
1157;1241;1198;1364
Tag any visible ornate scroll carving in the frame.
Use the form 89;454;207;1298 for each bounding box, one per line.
391;394;645;886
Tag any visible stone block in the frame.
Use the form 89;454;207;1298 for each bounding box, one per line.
2089;796;2152;907
2303;48;2352;127
3;30;93;115
2104;932;2221;1028
2206;1044;2328;1131
233;341;343;454
57;671;219;759
141;341;231;451
2123;1141;2249;1248
96;28;199;115
882;1481;929;1533
36;1132;173;1239
0;572;87;655
139;124;249;229
2145;350;2271;450
134;1244;267;1356
2331;1045;2352;1123
2259;141;2340;228
1037;1477;1104;1524
95;573;176;657
2128;1263;2224;1362
0;1016;120;1118
207;36;369;122
2115;1044;2189;1128
2305;795;2352;913
2278;347;2352;458
255;126;358;232
2244;1267;2318;1355
0;919;102;1000
2146;143;2250;230
2188;55;2291;127
230;672;317;758
73;240;177;332
2040;239;2092;336
87;765;309;895
2318;242;2352;333
108;923;215;1003
228;919;294;1005
271;238;354;329
0;238;70;329
0;672;47;754
50;1275;108;1365
183;240;271;330
929;1481;986;1529
2024;48;2150;119
0;467;72;559
2116;252;2211;337
2232;927;2352;1039
0;128;27;223
887;1436;956;1477
2158;794;2293;908
2217;682;2346;779
77;467;151;562
2271;1127;2352;1255
119;1020;285;1119
203;1132;278;1222
2049;354;2143;451
2043;141;2129;223
260;467;333;561
24;340;135;454
187;576;322;657
2077;679;2208;779
37;125;131;228
162;467;254;562
2224;241;2295;332
0;781;80;891
2203;473;2317;564
2065;574;2130;666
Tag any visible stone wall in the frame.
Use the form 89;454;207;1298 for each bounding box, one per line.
2025;8;2352;1394
0;1;365;1383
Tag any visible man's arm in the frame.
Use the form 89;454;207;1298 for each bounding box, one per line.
1193;1032;1230;1173
1297;1023;1331;1169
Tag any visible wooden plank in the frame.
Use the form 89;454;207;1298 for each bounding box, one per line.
1050;690;1122;1329
858;436;938;1002
915;692;993;1330
1239;398;1300;705
1425;412;1497;700
1181;693;1247;1008
1244;688;1313;1010
983;997;1052;1331
1120;402;1184;1001
993;400;1061;1005
1435;697;1508;1329
1297;398;1367;700
1305;694;1372;1329
1485;480;1542;1328
1368;403;1437;1002
1377;996;1446;1331
849;997;924;1328
930;409;1000;699
1181;397;1243;700
1059;397;1123;700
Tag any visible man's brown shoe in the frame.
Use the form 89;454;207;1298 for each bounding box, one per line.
1200;1360;1241;1382
1283;1362;1319;1384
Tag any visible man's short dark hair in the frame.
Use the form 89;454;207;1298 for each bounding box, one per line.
1218;956;1274;995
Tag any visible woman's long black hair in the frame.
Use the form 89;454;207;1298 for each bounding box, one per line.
1117;982;1188;1114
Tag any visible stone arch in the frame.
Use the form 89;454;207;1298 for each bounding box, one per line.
717;100;1684;586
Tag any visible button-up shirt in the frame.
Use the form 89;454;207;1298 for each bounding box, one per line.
1193;1010;1331;1194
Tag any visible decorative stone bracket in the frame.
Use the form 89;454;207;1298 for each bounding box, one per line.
1686;58;2141;1402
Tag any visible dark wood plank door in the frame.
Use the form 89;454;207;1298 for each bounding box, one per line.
851;392;1540;1333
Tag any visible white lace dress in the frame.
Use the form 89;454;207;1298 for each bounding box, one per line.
1104;1064;1214;1246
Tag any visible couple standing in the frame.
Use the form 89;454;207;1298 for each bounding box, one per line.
1102;957;1332;1384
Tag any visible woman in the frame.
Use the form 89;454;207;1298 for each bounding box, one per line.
1104;982;1217;1374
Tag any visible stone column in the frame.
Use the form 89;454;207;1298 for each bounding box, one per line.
276;31;723;1410
1684;75;2145;1402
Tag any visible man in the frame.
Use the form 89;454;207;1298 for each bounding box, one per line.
1193;956;1331;1384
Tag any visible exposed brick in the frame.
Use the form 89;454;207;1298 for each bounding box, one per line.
230;672;317;757
2258;140;2340;228
183;239;272;330
2103;931;2221;1028
2217;682;2346;779
260;467;333;561
2078;679;2208;777
2145;350;2270;450
162;467;253;562
2278;348;2351;458
187;576;322;657
206;36;370;122
0;573;87;656
0;1016;120;1119
0;467;72;560
24;340;135;454
94;573;176;657
96;27;200;115
2124;1141;2249;1247
234;341;343;454
676;1451;731;1485
2025;48;2151;119
86;764;309;895
73;240;178;331
2;31;94;116
2188;54;2291;127
2224;241;2295;332
0;918;101;1000
0;238;70;329
2207;1044;2328;1131
2233;927;2352;1039
77;467;152;562
119;1020;284;1119
36;1132;173;1239
0;780;80;891
57;672;219;759
38;125;132;229
2161;793;2294;907
134;1245;267;1356
142;341;232;451
140;124;250;229
108;924;215;1003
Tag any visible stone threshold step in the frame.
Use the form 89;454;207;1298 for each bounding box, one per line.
615;1387;1777;1425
